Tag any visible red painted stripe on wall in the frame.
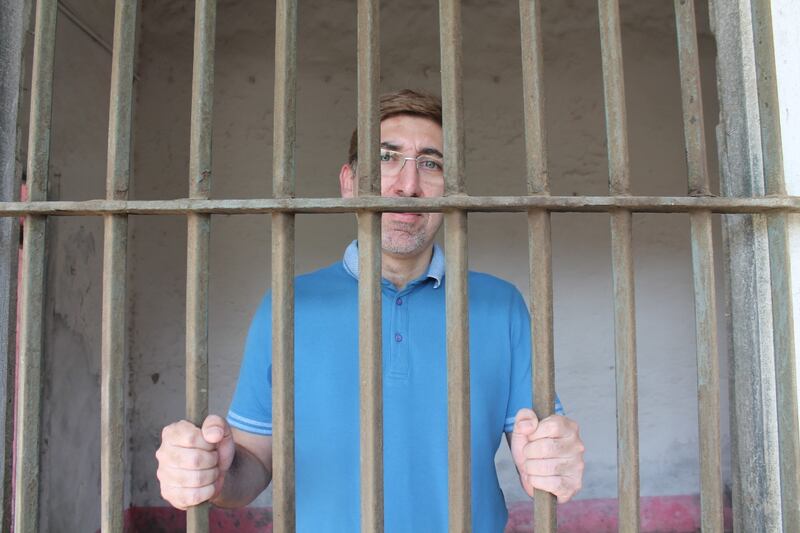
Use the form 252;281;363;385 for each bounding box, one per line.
117;495;732;532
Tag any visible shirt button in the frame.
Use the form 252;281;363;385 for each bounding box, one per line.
396;297;403;306
395;333;403;342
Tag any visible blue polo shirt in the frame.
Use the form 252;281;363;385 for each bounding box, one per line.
228;241;559;532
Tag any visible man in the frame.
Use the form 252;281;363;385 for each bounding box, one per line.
156;90;584;531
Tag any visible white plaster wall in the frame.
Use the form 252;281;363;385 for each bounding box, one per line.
127;0;730;512
774;0;800;432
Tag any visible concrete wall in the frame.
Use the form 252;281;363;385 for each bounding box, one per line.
128;0;727;510
23;0;734;529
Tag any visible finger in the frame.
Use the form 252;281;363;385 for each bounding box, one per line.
529;415;578;441
526;474;581;504
522;458;574;477
202;415;231;445
157;465;219;489
202;415;235;473
156;444;219;470
160;483;217;510
510;408;540;466
161;420;216;451
523;436;584;459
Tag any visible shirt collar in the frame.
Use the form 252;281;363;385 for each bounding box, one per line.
342;239;444;289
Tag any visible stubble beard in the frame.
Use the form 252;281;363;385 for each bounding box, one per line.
381;215;429;255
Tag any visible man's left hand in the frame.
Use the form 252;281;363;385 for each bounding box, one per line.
509;408;585;503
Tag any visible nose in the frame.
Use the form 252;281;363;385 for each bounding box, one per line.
386;159;422;198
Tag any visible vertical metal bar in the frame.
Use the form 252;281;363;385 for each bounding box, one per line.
598;1;639;531
101;1;137;532
14;0;57;531
444;209;469;533
519;0;556;530
688;211;724;532
674;2;724;532
271;0;297;531
185;0;216;531
440;1;470;531
709;0;782;530
0;0;30;529
750;1;800;529
356;1;383;531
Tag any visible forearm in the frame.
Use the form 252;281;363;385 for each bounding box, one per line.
211;443;272;508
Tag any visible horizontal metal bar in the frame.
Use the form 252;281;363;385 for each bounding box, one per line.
2;195;800;216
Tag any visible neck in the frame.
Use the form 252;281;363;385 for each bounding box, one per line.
381;246;434;290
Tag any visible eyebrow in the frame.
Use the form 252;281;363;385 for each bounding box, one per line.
380;142;444;160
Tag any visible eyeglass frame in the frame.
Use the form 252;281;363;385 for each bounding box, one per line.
378;148;445;177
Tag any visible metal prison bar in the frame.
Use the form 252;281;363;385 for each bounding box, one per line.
1;1;798;533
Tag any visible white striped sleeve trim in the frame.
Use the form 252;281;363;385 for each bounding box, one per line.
227;411;272;436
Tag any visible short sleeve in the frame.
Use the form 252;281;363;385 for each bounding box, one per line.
504;288;564;433
227;293;273;435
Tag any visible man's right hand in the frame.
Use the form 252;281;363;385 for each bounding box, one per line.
156;415;236;510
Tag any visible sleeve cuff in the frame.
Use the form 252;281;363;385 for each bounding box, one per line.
227;410;272;436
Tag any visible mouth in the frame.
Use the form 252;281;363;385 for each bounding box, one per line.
386;212;423;223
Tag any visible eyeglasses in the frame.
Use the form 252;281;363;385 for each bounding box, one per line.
379;149;444;177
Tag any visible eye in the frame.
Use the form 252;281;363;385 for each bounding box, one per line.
418;157;443;171
380;149;399;162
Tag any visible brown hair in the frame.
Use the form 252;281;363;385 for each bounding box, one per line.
348;89;442;165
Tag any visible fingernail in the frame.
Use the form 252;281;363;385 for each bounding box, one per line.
519;421;533;432
207;427;222;439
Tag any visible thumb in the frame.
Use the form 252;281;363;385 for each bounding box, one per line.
202;415;235;473
510;408;539;466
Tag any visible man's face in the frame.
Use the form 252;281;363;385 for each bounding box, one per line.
340;115;445;259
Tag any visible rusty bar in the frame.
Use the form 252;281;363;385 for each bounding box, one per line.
185;0;216;531
599;1;639;529
357;211;382;532
440;0;470;530
519;0;548;196
750;2;800;529
100;0;138;532
752;0;800;526
6;195;800;216
520;0;556;528
271;0;297;530
598;0;631;196
356;0;383;530
674;0;711;196
528;210;556;530
444;210;470;533
0;0;30;529
14;0;58;531
689;211;724;533
271;213;295;532
674;2;724;531
439;0;465;197
609;209;640;533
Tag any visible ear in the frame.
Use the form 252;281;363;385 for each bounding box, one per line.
339;162;356;198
